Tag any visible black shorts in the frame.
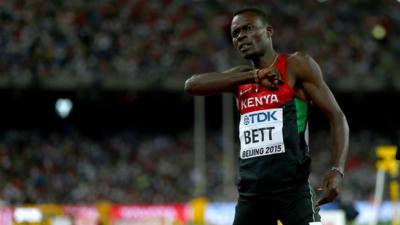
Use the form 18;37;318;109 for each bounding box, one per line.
233;183;321;225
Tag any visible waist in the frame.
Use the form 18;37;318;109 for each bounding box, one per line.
237;176;310;198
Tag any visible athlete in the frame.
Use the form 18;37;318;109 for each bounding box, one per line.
184;8;349;225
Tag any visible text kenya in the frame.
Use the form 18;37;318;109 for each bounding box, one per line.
241;95;279;110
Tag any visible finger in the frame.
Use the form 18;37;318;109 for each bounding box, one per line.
267;71;283;85
262;76;281;88
273;78;283;85
260;78;273;88
273;69;284;84
258;68;276;79
268;72;278;79
317;190;338;207
316;197;327;207
260;80;279;90
269;68;279;77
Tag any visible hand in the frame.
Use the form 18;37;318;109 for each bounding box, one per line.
316;169;343;207
257;67;284;90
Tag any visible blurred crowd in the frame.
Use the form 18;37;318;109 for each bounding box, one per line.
0;0;399;89
0;128;397;205
0;0;399;207
0;129;194;204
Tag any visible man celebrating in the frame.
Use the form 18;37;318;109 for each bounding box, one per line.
185;7;349;225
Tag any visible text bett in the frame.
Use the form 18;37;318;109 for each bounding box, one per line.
244;127;275;144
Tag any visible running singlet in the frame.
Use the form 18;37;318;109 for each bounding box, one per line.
235;54;311;196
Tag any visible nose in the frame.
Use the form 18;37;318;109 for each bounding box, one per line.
237;29;247;41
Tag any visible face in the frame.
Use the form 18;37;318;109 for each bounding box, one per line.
231;12;272;59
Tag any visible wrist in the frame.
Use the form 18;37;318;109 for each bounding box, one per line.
331;166;344;177
253;69;260;83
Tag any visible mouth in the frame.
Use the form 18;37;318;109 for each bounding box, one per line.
239;43;252;52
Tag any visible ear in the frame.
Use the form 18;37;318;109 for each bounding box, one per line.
266;25;274;38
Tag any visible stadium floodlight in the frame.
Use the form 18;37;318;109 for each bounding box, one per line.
55;98;73;119
371;24;387;40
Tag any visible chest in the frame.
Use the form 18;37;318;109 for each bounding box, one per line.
236;83;295;115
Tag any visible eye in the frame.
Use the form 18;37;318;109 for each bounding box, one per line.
231;25;258;39
232;29;240;38
244;24;255;31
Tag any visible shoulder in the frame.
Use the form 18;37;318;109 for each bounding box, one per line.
287;51;316;69
286;51;323;81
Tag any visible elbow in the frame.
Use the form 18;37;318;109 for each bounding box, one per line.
331;110;349;131
338;111;348;126
184;76;199;95
342;112;350;133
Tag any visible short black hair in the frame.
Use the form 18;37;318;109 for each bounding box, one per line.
233;7;268;24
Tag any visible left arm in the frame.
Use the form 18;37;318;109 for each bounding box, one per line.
287;52;349;206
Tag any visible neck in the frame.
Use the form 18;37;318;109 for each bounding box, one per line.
251;50;278;68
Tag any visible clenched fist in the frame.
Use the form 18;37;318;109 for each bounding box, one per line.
255;67;284;90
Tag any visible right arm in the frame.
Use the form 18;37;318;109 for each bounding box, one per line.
184;66;254;96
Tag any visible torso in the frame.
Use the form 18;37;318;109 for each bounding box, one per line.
234;54;312;196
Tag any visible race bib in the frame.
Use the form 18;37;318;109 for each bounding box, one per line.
239;108;285;159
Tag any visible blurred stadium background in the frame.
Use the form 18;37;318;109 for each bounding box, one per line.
0;0;399;224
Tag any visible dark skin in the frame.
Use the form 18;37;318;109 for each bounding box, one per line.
184;11;349;207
